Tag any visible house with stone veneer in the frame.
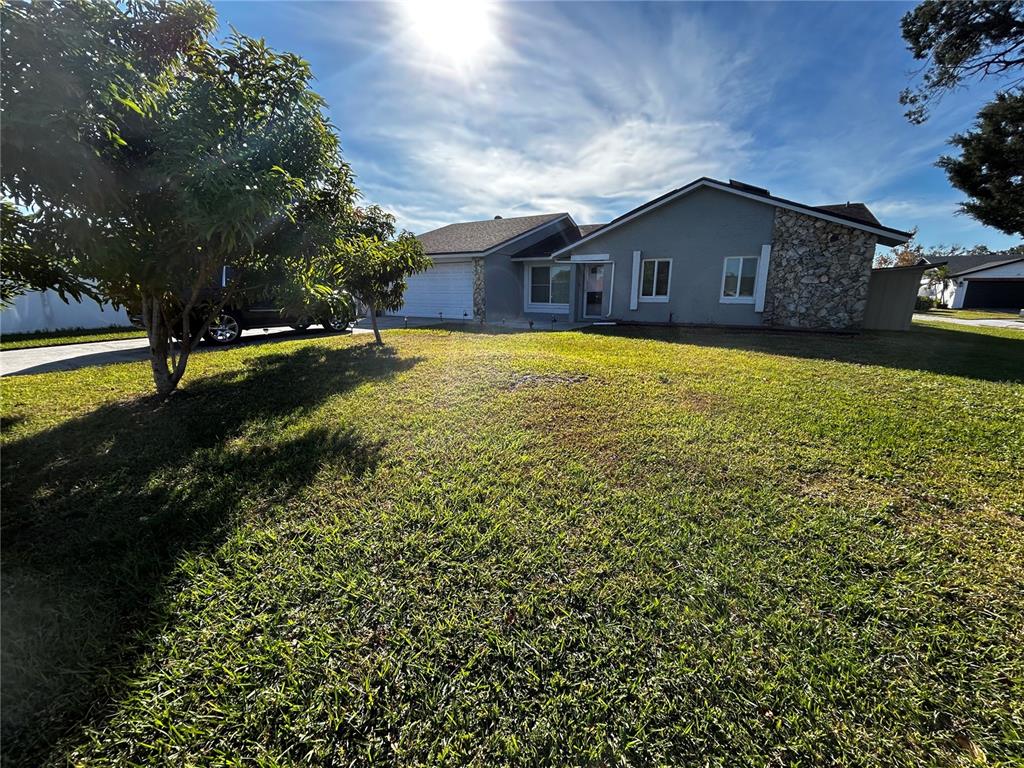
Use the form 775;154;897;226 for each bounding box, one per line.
401;178;912;330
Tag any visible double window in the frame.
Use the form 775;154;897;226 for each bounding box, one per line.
528;264;570;308
721;256;759;302
640;259;671;301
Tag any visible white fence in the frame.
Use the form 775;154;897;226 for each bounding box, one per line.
0;289;129;334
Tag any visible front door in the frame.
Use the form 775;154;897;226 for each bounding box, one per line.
584;264;609;318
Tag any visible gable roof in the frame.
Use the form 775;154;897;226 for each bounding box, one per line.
418;212;569;255
578;224;606;237
951;256;1024;277
815;203;881;227
552;178;913;255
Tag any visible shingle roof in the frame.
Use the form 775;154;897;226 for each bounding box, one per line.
950;256;1024;277
920;247;1024;274
417;213;567;255
815;203;881;227
577;224;606;237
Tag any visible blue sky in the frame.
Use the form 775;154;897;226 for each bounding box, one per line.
213;1;1021;251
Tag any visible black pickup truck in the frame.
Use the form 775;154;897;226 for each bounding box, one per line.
129;270;355;345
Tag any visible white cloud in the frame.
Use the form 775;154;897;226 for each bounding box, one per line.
313;2;761;231
269;1;1015;249
867;198;961;221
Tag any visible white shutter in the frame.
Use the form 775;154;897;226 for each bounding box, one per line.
754;244;771;313
630;251;641;310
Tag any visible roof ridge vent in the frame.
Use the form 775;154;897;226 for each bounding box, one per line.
494;215;503;220
728;179;770;196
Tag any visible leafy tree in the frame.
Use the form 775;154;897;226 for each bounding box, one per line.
1;0;215;309
937;91;1024;237
331;207;431;345
900;0;1024;124
2;0;348;396
0;203;95;308
256;165;360;320
103;35;345;395
900;1;1024;237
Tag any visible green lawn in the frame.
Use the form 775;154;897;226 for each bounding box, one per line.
2;324;1022;766
923;307;1023;322
0;325;145;350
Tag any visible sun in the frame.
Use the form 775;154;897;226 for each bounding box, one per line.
400;0;498;70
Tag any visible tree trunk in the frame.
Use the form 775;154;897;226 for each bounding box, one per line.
141;294;196;398
368;303;383;345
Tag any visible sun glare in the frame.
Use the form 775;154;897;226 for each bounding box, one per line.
400;0;497;70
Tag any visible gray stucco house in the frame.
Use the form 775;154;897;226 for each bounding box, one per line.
403;177;912;329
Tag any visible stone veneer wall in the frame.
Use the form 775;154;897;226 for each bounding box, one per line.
472;257;485;320
762;208;877;329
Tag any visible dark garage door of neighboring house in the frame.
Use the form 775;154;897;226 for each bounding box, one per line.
962;280;1024;309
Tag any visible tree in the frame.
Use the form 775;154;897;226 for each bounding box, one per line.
874;231;926;268
900;1;1024;237
2;1;347;396
937;91;1024;237
92;34;344;395
925;263;954;305
0;202;95;308
900;0;1024;124
1;0;215;308
331;207;431;345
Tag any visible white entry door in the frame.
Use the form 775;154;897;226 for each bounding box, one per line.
398;261;475;319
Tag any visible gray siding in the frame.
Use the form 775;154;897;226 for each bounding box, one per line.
561;186;775;325
483;258;525;320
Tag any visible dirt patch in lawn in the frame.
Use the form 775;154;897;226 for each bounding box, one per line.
506;372;591;390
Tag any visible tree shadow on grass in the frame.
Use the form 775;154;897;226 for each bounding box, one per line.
585;323;1024;384
0;342;419;766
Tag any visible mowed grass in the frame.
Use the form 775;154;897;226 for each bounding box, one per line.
0;325;145;350
923;308;1023;322
2;323;1022;766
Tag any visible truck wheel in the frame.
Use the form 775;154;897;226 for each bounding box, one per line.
205;311;243;345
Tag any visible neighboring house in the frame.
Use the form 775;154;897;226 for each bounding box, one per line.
0;289;129;334
406;177;911;329
918;252;1024;309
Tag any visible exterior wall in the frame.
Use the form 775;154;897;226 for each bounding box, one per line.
0;289;129;333
561;186;775;325
762;209;876;329
483;257;525;320
863;267;928;331
951;280;968;309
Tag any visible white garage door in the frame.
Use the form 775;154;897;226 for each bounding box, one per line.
398;260;475;319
